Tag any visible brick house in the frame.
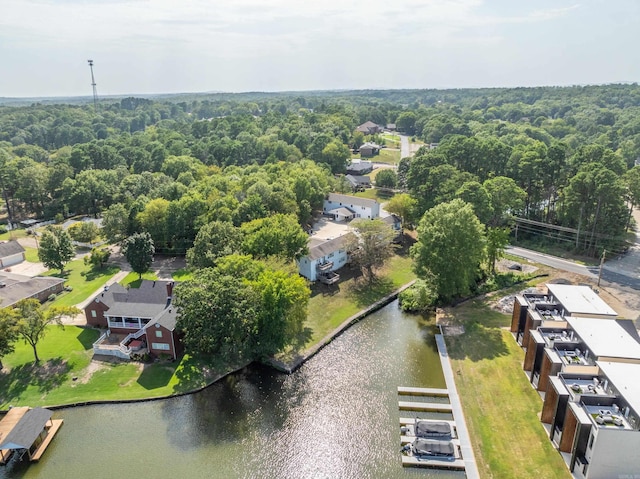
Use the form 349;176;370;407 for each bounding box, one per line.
86;280;181;360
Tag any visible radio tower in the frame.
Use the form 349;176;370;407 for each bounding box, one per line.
87;60;98;111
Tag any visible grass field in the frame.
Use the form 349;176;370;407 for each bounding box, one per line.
377;148;400;164
42;259;121;307
0;326;217;409
23;246;39;263
445;298;571;479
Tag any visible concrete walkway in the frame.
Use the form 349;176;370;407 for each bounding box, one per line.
435;333;480;479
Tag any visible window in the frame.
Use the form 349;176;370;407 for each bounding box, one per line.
151;343;170;351
155;330;163;338
588;433;595;450
91;310;97;318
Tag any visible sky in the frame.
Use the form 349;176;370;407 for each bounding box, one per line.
0;0;638;97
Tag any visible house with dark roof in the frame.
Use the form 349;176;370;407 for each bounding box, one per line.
346;160;374;175
0;272;65;307
358;142;381;158
0;240;25;268
355;121;382;135
86;280;181;360
345;174;371;191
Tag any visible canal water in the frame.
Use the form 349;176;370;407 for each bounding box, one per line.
1;300;464;479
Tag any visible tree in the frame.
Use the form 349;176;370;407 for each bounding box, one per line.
321;140;351;174
84;247;111;268
385;193;417;231
101;203;129;243
486;227;510;274
12;299;79;363
68;221;100;245
174;256;310;360
345;218;397;283
0;308;19;370
137;198;170;250
186;221;243;269
483;176;526;227
411;199;486;302
38;226;75;274
121;232;155;279
396;111;417;135
375;169;397;188
241;214;308;261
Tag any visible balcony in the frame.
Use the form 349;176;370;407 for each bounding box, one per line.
317;261;334;272
318;271;340;285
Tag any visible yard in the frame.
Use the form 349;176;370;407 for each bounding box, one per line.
444;297;571;479
42;258;121;308
0;325;220;409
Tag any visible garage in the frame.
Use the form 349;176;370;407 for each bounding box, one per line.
0;240;26;268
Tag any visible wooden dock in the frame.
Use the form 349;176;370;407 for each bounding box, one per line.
30;419;63;462
397;386;449;397
398;401;453;413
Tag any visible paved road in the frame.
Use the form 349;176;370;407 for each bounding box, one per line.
399;134;421;159
507;246;640;290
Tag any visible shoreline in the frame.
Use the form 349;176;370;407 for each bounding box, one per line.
0;279;417;413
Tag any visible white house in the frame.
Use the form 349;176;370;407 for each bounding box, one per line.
323;193;380;220
297;236;349;284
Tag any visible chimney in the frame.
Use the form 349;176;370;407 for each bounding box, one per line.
166;281;174;298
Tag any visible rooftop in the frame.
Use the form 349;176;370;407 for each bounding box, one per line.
0;240;25;258
326;193;378;209
597;361;640;417
546;284;617;317
566;317;640;360
0;273;65;307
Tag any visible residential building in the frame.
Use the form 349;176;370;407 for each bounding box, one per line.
297;236;349;284
346;160;373;175
0;240;25;268
511;284;617;347
323;193;380;220
345;174;371;191
86;280;181;360
355;121;382;135
358;142;381;158
298;194;383;283
524;316;640;393
0;272;65;307
386;123;397;131
542;362;640;479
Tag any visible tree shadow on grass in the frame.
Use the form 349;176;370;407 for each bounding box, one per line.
137;363;174;390
348;276;396;308
81;265;119;282
76;327;100;350
446;322;510;362
0;358;70;403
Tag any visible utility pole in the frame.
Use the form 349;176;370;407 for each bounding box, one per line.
88;60;98;111
597;249;606;287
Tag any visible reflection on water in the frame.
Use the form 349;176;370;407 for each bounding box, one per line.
1;300;464;479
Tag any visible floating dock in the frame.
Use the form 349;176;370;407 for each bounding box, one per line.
398;401;453;413
397;334;480;478
397;386;449;397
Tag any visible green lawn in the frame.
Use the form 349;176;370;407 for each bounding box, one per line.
354;188;395;202
0;326;217;409
377;148;400;164
304;253;415;346
23;246;39;263
42;259;121;307
445;299;571;479
0;229;27;241
380;132;401;148
172;268;194;281
121;271;159;287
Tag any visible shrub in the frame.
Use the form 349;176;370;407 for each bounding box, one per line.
399;279;437;312
64;285;73;292
48;294;57;301
54;213;64;224
0;225;7;235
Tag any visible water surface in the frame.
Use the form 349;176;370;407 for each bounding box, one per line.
1;300;463;479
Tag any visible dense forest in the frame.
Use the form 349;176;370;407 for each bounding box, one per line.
1;84;640;258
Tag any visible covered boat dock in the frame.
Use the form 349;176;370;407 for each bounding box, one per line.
0;407;63;464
